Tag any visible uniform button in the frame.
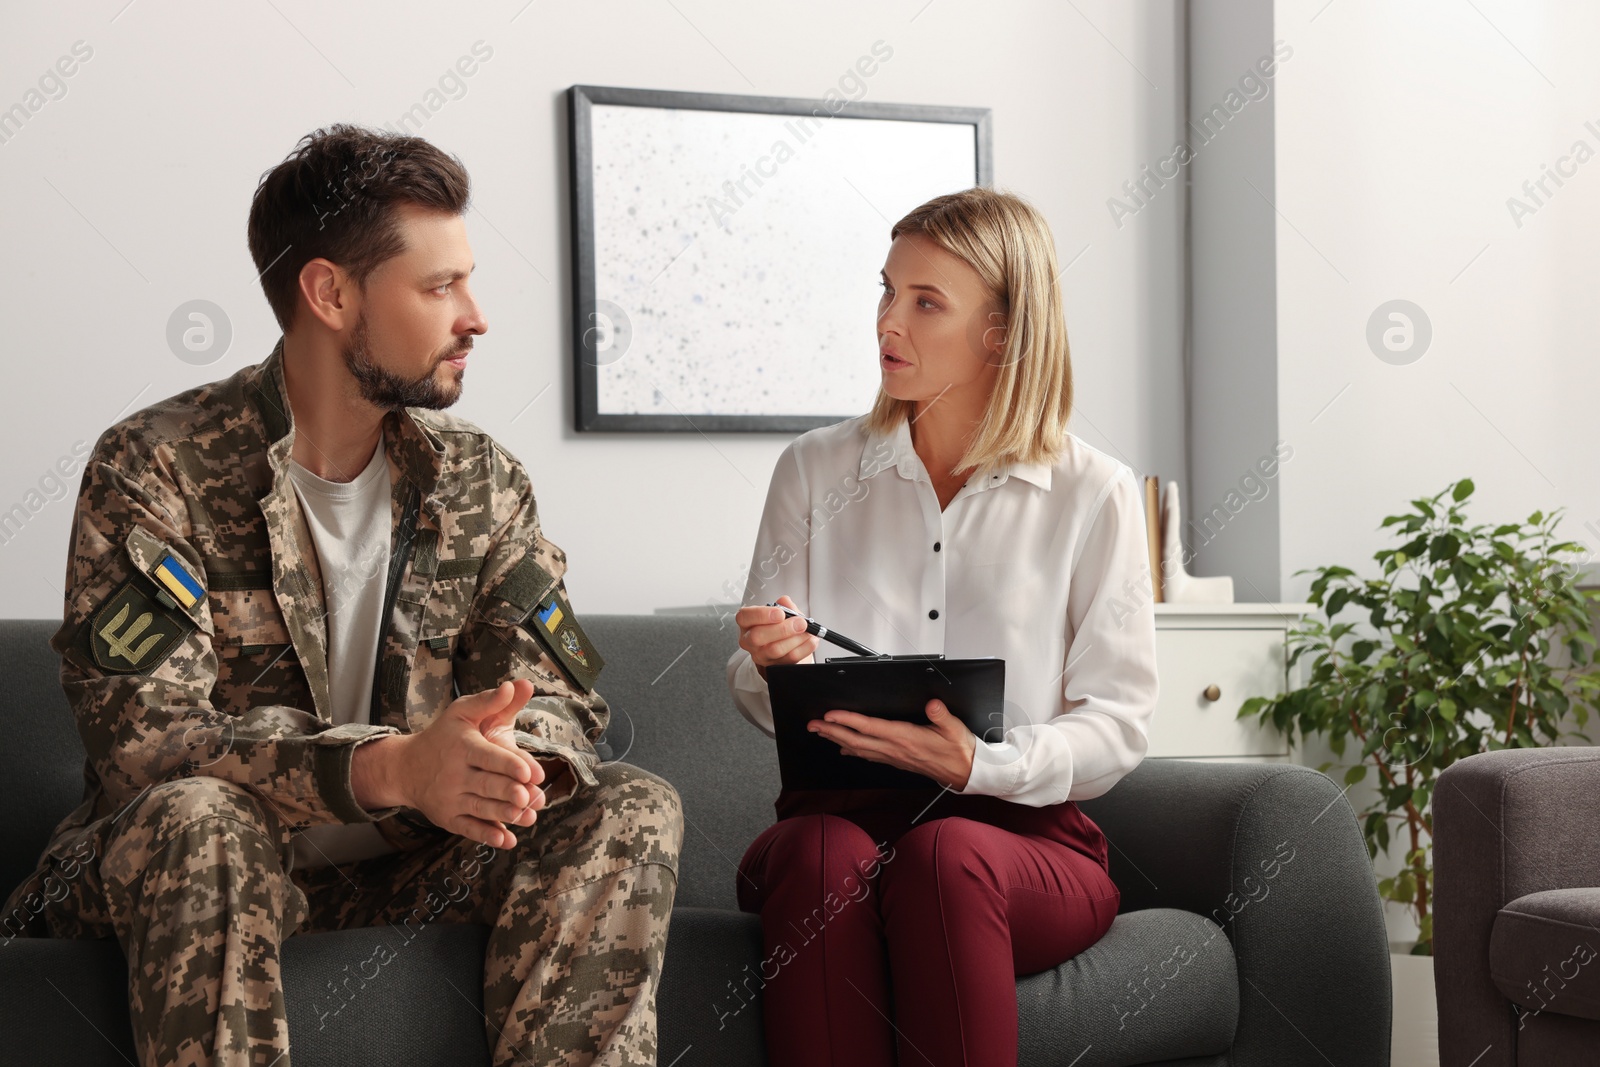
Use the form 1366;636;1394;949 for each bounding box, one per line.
928;609;940;620
933;541;941;552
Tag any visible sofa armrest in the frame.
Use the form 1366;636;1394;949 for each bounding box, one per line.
1433;746;1600;1067
1078;758;1390;1067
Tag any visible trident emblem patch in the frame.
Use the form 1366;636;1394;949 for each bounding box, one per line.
89;575;192;674
100;602;163;664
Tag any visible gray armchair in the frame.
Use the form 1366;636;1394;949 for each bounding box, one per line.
1434;747;1600;1065
0;615;1391;1066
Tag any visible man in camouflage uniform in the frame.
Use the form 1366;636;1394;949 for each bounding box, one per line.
0;126;683;1067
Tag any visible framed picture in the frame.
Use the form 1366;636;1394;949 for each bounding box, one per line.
567;83;992;432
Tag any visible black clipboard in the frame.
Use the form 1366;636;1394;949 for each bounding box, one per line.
767;655;1006;790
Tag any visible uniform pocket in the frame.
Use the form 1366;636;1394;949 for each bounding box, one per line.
208;587;294;654
209;588;311;713
419;569;479;646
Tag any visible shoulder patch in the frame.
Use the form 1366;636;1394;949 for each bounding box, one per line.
124;526;207;619
88;573;196;674
492;553;558;614
523;586;605;692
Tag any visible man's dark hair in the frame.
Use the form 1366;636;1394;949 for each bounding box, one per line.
247;123;471;334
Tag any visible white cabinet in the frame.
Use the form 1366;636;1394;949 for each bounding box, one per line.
1149;603;1314;762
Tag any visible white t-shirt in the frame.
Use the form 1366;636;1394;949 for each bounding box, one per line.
286;431;399;869
725;414;1160;807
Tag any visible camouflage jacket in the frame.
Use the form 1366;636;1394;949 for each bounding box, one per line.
40;337;609;861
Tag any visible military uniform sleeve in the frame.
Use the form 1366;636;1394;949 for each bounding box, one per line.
455;440;608;810
54;455;404;831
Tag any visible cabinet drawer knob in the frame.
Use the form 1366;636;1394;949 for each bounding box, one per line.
1202;684;1221;702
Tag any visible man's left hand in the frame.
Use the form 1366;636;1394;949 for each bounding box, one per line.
809;699;976;790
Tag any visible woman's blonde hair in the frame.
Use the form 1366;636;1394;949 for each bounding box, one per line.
865;186;1072;475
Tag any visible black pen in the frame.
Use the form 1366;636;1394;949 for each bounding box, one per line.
766;602;883;658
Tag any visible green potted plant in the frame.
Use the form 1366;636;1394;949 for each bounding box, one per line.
1239;478;1600;956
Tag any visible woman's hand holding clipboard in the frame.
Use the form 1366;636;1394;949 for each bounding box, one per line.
807;697;979;791
739;596;997;791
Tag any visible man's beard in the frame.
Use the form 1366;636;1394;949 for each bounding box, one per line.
341;314;464;411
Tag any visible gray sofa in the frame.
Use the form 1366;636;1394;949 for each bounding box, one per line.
1434;747;1600;1065
0;615;1391;1066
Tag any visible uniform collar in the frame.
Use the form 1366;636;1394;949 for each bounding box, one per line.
858;415;1053;492
247;335;453;507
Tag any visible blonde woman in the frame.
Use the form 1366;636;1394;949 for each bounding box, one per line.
726;187;1159;1067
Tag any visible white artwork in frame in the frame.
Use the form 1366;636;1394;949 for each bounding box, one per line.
569;85;992;432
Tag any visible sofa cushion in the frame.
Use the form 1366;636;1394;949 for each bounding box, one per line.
281;924;493;1065
656;906;769;1066
0;936;134;1064
658;904;1239;1067
581;614;776;911
0;923;493;1067
0;619;85;902
1018;907;1238;1067
655;904;1240;1067
0;905;1236;1067
1490;888;1600;1021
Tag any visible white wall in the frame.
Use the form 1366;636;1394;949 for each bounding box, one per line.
1273;0;1600;600
0;0;1188;617
1271;0;1600;947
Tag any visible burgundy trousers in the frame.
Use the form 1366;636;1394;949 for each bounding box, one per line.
735;786;1121;1067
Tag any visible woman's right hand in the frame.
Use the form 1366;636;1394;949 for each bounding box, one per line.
735;594;822;681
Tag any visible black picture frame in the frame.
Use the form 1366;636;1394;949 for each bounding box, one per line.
567;83;993;433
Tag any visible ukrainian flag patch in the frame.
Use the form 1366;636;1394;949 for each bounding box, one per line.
522;587;604;693
153;552;204;608
535;598;564;633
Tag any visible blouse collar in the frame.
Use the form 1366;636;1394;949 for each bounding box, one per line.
859;415;1053;492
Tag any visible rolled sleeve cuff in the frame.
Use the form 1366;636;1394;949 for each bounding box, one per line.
312;728;404;824
535;758;576;806
511;730;598;809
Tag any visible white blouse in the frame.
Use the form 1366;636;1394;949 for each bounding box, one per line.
725;413;1159;807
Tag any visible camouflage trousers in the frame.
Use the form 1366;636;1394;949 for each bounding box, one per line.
3;759;683;1067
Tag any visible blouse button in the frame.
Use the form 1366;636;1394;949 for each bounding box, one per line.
928;609;940;620
933;541;941;552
